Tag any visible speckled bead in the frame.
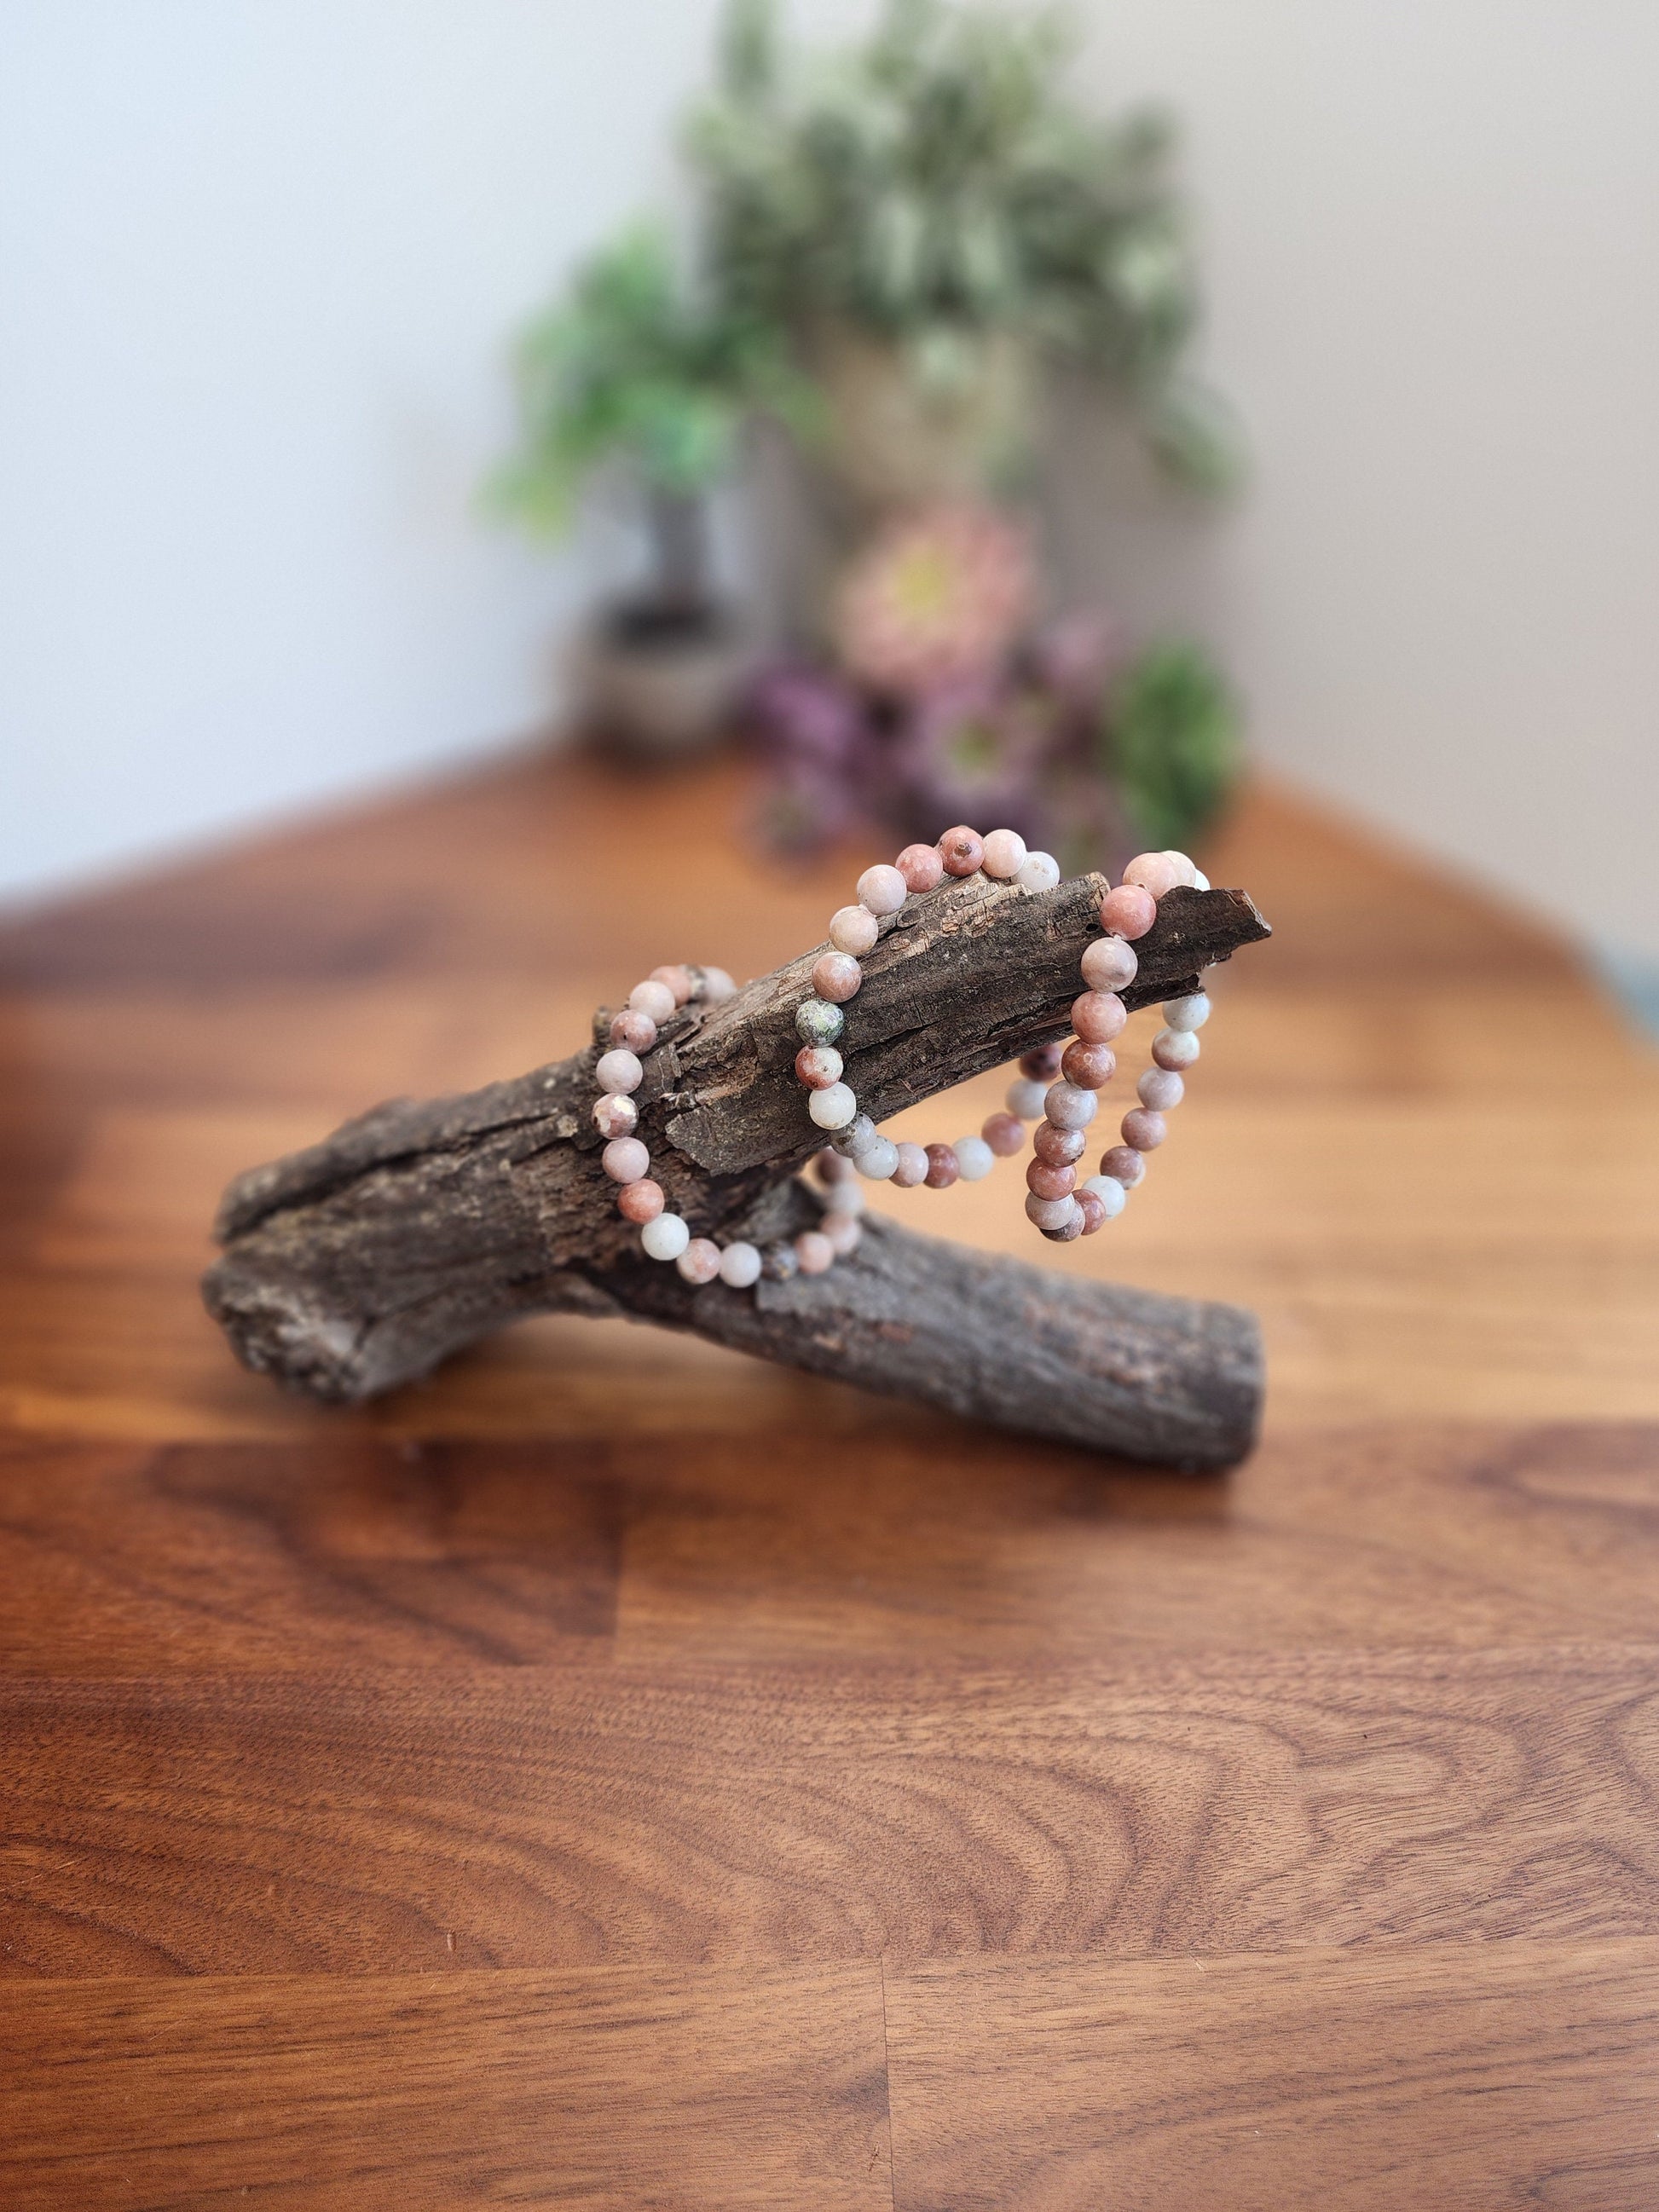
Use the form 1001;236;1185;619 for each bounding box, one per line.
1004;1077;1049;1122
981;1112;1027;1158
808;1081;858;1129
602;1136;650;1184
938;825;985;877
1072;990;1127;1044
1098;1144;1147;1188
1075;1189;1108;1235
795;998;846;1048
1043;1081;1099;1131
650;964;696;1007
676;1237;722;1285
1061;1040;1116;1090
1019;1042;1065;1082
896;842;945;893
830;904;880;956
1015;850;1060;893
1121;852;1186;901
795;1045;844;1089
822;1210;863;1256
857;863;908;916
592;1093;638;1140
1163;992;1211;1031
595;1047;644;1095
1080;936;1139;992
812;950;862;1003
953;1135;994;1181
761;1242;799;1281
1032;1121;1086;1168
640;1212;689;1261
1026;1158;1077;1202
1025;1191;1077;1232
1152;1027;1200;1071
1099;883;1157;940
1137;1067;1185;1112
1121;1107;1167;1152
629;979;678;1023
833;1112;879;1157
617;1177;665;1224
981;828;1027;880
924;1142;960;1189
855;1135;900;1180
1082;1174;1127;1218
609;1008;657;1053
1042;1207;1085;1244
718;1240;763;1287
795;1230;835;1274
890;1141;930;1187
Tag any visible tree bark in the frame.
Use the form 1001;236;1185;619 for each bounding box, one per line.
204;870;1271;1468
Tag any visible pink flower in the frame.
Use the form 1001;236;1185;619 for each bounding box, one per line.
834;504;1034;697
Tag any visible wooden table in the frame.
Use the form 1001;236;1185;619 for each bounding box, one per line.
3;753;1656;2209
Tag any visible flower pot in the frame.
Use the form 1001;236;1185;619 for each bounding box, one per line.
570;598;755;759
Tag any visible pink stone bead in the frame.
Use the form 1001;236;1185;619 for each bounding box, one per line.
817;1147;858;1186
1098;1144;1147;1188
1019;1042;1065;1081
695;965;737;1003
592;1093;638;1140
1121;1107;1168;1152
1152;1027;1201;1071
896;842;945;893
676;1237;722;1285
595;1047;644;1094
1042;1205;1084;1244
1032;1121;1086;1168
795;1230;835;1275
1099;883;1157;940
980;1111;1026;1158
1061;1040;1116;1090
857;863;908;916
1043;1081;1098;1131
1159;851;1199;888
629;978;677;1023
923;1142;960;1189
1076;1190;1107;1236
650;963;695;1006
602;1136;650;1184
811;950;863;1003
1072;990;1127;1044
830;904;880;956
795;1045;844;1089
617;1177;665;1223
822;1210;863;1256
981;828;1027;880
1026;1158;1077;1201
891;1141;930;1188
1138;1067;1185;1112
938;825;984;877
609;1008;657;1053
1121;852;1185;901
1080;936;1139;992
1025;1191;1077;1231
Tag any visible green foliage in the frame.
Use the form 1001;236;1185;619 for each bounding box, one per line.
1106;641;1241;847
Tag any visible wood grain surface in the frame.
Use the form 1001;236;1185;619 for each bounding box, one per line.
2;750;1657;2205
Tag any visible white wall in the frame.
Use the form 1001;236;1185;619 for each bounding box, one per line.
4;1;1656;969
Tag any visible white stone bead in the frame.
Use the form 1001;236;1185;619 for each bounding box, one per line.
952;1135;995;1181
809;1082;858;1129
1043;1081;1099;1130
854;1135;899;1180
1152;1027;1201;1072
1138;1067;1185;1111
1081;1175;1127;1220
857;863;908;916
1005;1077;1049;1122
595;1048;644;1095
1014;850;1061;893
697;966;737;1002
834;1112;880;1156
1191;870;1210;893
824;1180;865;1216
1025;1191;1079;1232
640;1213;690;1262
1163;992;1211;1031
629;979;677;1024
981;828;1028;880
830;904;880;956
718;1240;763;1288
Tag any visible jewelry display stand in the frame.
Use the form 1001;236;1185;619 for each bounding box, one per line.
204;869;1270;1468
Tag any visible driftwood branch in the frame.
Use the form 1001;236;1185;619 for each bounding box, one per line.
204;871;1271;1468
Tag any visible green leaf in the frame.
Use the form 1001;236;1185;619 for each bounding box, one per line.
1107;640;1242;849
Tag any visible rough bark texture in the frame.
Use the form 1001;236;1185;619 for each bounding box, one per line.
205;870;1271;1468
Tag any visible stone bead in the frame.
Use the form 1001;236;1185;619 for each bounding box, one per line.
833;1112;879;1157
1099;883;1157;940
824;1178;864;1216
1026;1158;1077;1202
856;863;908;916
1152;1026;1201;1071
1042;1206;1085;1244
650;963;696;1007
1163;991;1212;1031
609;1008;657;1053
890;1141;930;1188
795;1230;836;1275
640;1212;689;1261
795;1045;844;1090
718;1239;763;1288
1015;850;1061;893
923;1142;960;1189
1004;1077;1049;1122
855;1135;900;1180
953;1135;995;1181
1076;1189;1108;1235
795;997;846;1048
980;1112;1026;1158
595;1047;644;1095
816;1146;858;1185
1080;936;1139;992
1098;1144;1147;1188
1072;990;1127;1044
1019;1042;1065;1082
938;825;985;877
1138;1067;1185;1112
696;966;737;1003
808;1081;858;1129
602;1136;650;1185
676;1237;722;1285
617;1177;665;1224
822;1211;863;1256
1044;1081;1099;1131
1122;1107;1168;1152
1191;871;1211;893
1163;852;1199;887
1082;1174;1128;1219
981;828;1027;880
761;1242;799;1281
1122;852;1186;900
812;950;862;1003
592;1093;638;1140
896;842;945;893
629;979;678;1023
1061;1040;1116;1090
830;904;880;956
1025;1191;1077;1232
1032;1120;1086;1168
